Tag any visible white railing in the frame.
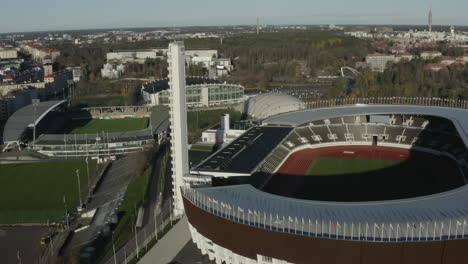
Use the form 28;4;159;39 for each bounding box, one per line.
304;97;468;110
182;187;468;243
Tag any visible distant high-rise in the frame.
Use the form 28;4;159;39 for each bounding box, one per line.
428;8;433;33
256;17;260;35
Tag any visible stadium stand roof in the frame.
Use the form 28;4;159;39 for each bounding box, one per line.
3;100;66;143
193;183;468;226
240;93;305;120
142;76;223;94
264;105;468;148
194;126;293;174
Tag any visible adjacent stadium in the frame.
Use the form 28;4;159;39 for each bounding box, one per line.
184;96;468;264
2;102;169;157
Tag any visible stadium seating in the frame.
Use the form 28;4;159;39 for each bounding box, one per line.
260;114;468;177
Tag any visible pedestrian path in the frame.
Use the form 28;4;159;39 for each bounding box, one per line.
138;216;191;264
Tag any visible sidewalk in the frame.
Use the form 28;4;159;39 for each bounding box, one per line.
138;217;191;264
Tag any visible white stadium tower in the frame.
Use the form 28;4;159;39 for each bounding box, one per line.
168;41;190;217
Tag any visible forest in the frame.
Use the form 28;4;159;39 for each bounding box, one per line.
353;58;468;99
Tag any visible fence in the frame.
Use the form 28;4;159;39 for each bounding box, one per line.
103;201;178;264
304;97;468;110
182;187;468;243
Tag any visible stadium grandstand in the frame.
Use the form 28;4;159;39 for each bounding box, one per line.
184;97;468;264
141;76;244;108
2;100;67;151
2;101;169;157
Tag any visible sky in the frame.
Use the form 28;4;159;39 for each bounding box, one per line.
1;0;467;33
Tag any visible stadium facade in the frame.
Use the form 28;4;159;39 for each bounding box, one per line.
141;77;244;108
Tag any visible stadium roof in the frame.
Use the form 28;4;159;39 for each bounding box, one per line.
3;100;66;143
263;105;468;148
142;77;223;94
193;183;468;225
241;93;305;120
193;126;293;174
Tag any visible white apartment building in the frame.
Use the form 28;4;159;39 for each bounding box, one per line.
0;48;18;60
421;51;442;60
365;54;395;72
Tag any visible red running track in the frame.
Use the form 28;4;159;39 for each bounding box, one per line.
276;145;411;176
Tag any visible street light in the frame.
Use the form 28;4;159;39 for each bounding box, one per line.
85;157;90;198
112;232;117;264
32;99;39;147
76;169;82;210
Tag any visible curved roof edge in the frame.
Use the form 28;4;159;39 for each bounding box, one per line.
263;105;468;149
3;100;67;143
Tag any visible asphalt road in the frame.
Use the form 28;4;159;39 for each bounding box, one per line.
0;226;54;264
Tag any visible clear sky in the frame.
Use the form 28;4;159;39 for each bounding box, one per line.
1;0;467;33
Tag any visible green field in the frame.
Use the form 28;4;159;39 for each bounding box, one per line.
307;157;402;176
264;155;464;202
0;160;96;224
69;118;149;134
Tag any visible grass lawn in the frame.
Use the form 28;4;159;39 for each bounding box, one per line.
108;168;152;255
187;109;242;143
0;160;96;224
307;157;402;176
69;118;149;134
190;144;214;152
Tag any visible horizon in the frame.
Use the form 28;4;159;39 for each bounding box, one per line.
1;23;466;35
2;0;468;34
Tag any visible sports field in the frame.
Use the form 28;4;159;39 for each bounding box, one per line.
306;157;402;176
263;146;465;202
68;118;148;134
0;160;96;224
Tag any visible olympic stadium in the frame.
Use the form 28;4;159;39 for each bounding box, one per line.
183;96;468;264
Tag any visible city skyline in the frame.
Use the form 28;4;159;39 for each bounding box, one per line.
1;0;468;33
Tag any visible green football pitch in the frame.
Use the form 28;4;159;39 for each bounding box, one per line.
306;157;402;176
69;118;149;134
0;160;96;224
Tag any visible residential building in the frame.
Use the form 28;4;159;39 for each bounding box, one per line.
421;51;442;60
365;53;395;72
101;63;125;79
0;48;18;60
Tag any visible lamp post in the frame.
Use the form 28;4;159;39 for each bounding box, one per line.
85;157;90;197
112;232;117;264
76;169;82;210
32;99;39;147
